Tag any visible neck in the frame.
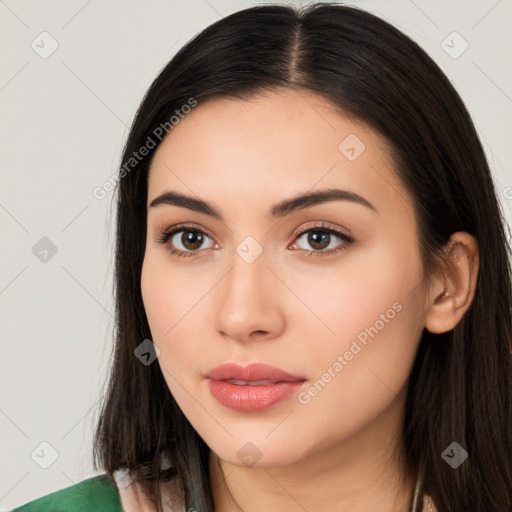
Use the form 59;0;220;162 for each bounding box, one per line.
209;388;416;512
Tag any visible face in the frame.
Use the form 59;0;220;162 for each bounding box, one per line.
141;88;429;468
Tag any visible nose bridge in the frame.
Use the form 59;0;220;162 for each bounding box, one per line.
223;240;270;312
213;238;283;340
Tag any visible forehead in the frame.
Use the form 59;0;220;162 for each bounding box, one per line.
147;88;411;218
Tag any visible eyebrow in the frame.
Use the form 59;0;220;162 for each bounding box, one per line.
148;188;377;221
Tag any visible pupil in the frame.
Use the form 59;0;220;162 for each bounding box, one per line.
183;231;203;250
309;231;329;250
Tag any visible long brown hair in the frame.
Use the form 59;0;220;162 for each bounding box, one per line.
93;3;512;511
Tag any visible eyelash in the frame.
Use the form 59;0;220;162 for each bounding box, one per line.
155;221;355;259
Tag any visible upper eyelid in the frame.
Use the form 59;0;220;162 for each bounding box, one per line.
294;223;351;238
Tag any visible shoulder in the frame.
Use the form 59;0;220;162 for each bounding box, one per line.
113;469;186;512
9;474;123;512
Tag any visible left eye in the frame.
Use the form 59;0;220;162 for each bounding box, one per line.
293;228;349;253
290;225;354;257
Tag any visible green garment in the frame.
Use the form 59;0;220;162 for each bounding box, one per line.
9;475;124;512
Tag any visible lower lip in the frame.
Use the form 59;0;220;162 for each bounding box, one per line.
207;379;306;412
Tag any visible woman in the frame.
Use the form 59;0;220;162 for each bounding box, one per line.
11;2;511;511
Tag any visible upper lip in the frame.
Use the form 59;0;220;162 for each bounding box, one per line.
205;363;306;382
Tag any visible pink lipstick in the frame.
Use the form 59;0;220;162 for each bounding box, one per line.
205;362;306;412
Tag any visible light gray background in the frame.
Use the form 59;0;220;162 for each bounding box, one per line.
1;0;511;509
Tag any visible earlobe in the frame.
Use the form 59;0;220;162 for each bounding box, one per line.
424;232;479;334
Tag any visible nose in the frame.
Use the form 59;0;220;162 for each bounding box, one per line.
213;247;286;344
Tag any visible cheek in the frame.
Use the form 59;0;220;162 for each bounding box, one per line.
141;259;200;405
292;234;423;350
141;249;200;338
141;254;174;339
140;251;214;375
294;230;424;390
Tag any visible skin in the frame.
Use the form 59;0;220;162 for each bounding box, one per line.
140;88;479;512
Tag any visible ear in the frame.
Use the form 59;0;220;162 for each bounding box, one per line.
424;232;479;334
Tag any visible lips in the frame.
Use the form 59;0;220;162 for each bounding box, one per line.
204;362;307;412
204;362;305;383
